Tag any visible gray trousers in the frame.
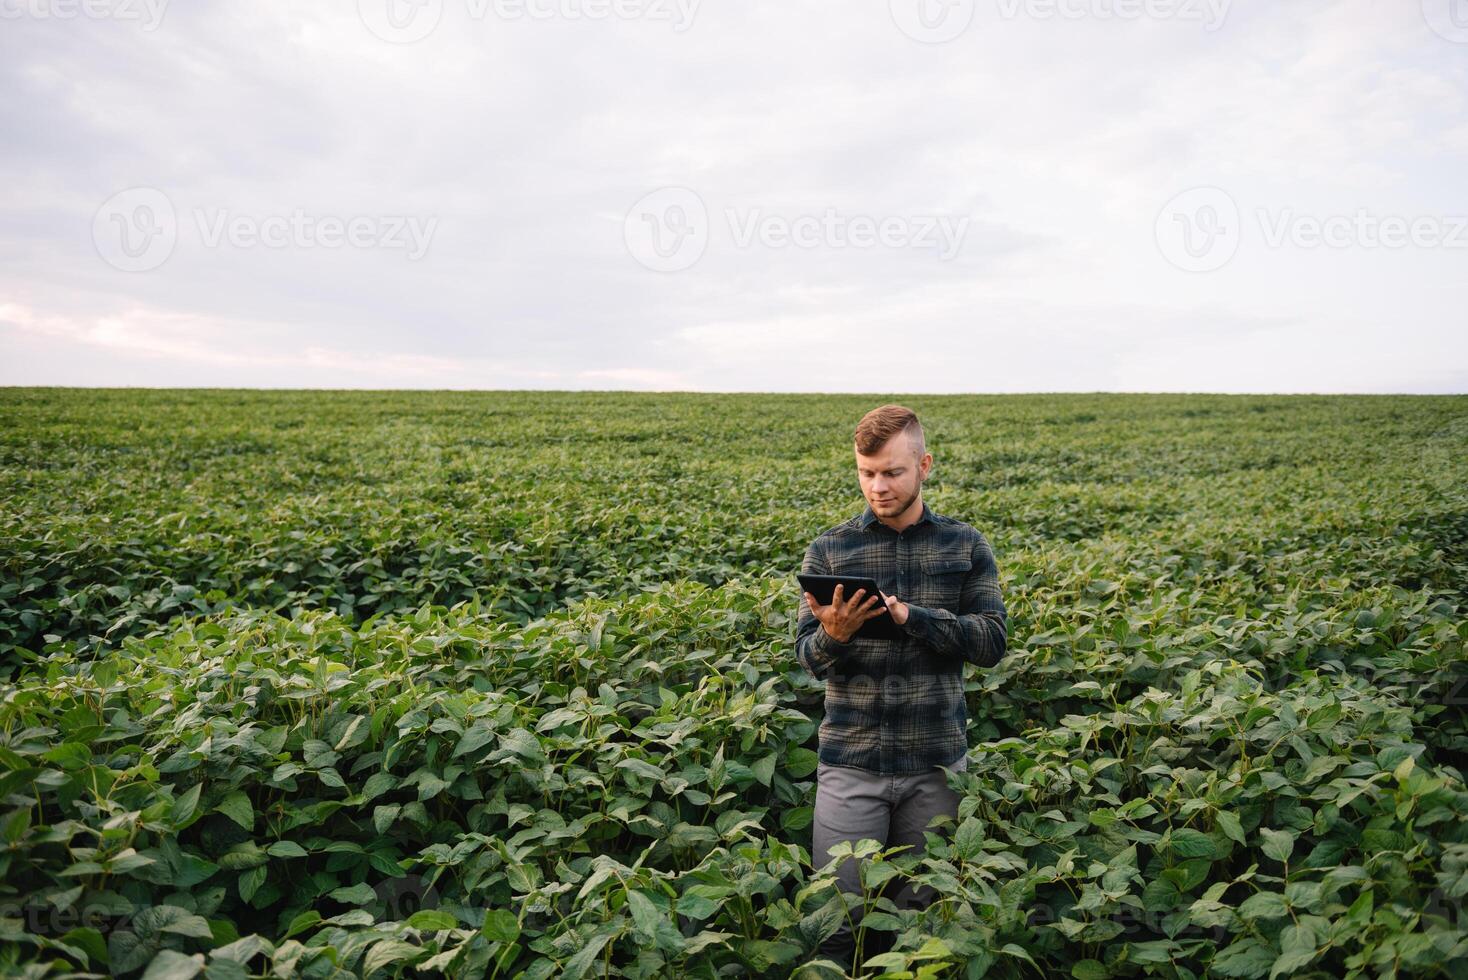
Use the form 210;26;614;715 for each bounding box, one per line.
811;754;968;965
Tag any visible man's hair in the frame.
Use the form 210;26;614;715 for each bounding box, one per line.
854;404;925;458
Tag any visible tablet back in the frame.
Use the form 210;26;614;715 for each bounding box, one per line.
796;573;904;641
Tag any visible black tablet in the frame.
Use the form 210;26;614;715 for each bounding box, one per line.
796;573;904;641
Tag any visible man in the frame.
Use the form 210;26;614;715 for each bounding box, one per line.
796;404;1007;968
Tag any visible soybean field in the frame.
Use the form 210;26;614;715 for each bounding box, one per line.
1;389;1466;980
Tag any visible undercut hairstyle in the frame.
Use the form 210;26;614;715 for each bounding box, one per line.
854;404;925;459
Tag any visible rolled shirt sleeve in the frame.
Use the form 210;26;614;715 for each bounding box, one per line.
795;539;855;681
900;532;1007;668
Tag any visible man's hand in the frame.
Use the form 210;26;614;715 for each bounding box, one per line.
802;583;888;644
879;591;909;626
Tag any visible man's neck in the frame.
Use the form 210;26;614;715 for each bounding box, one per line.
879;495;925;533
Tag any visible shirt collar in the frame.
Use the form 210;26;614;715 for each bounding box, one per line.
860;499;935;531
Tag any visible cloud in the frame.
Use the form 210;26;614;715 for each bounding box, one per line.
0;301;693;388
0;0;1464;392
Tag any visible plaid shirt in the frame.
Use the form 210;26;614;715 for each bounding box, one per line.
796;499;1007;775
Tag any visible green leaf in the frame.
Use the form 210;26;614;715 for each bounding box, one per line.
59;927;107;966
324;909;375;927
1305;703;1341;731
677;893;721;920
209;934;275;965
171;784;202;825
363;939;423;976
109;928;153;975
953;816;985;859
913;937;952;959
329;882;377;904
750;752;777;787
1238;891;1289;921
140;949;203;980
1000;943;1040;970
616;758;666;782
282;911;321;940
1259;827;1295;864
862;951;909;970
216;843;267;870
1141;876;1182;912
1270;923;1319;977
214;791;253;831
454;722;498;758
43;742;91;770
407;909;458;931
684;930;732;955
779;806;813;832
562;929;615;979
1216;810;1245;845
1168;828;1217;859
1211;937;1277;978
1072;958;1110;979
785;747;818;778
374;804;401;835
495;728;545;765
626;889;661;936
157;910;214;939
360;772;396;802
238;866;266;904
482;908;520;944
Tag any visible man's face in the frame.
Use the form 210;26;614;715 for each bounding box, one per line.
856;430;931;519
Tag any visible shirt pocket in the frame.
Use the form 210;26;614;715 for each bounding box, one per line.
919;556;972;611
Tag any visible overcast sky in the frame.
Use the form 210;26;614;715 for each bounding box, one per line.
1;0;1465;393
